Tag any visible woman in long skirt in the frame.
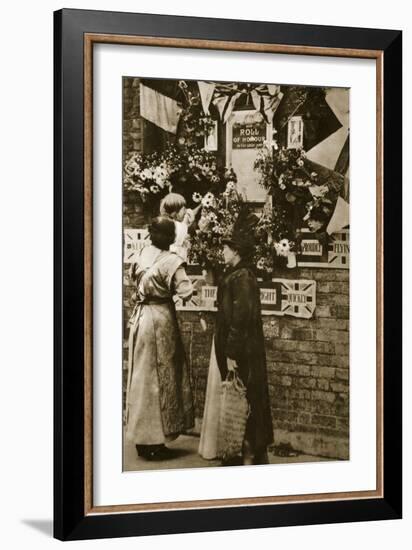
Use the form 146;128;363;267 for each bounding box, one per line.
125;217;194;461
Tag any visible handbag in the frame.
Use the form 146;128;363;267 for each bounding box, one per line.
217;370;250;460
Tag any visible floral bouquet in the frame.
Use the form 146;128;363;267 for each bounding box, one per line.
254;144;341;235
188;184;244;271
168;145;237;208
189;181;299;277
253;202;297;275
123;150;172;205
123;144;238;213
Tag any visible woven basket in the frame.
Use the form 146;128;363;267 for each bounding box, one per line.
217;371;250;460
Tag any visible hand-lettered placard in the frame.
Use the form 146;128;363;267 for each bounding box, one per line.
296;229;349;269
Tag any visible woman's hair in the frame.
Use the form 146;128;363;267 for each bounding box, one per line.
160;193;186;219
149;217;176;251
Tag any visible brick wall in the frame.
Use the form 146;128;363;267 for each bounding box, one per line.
123;77;143;156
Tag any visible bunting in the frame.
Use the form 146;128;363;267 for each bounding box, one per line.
197;82;284;124
197;81;216;115
212;87;241;123
250;84;283;124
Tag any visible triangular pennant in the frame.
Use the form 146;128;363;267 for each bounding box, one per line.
250;89;262;113
326;196;350;235
212;92;241;123
197;81;216;115
261;89;283;124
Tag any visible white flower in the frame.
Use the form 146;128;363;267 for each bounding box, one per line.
201;192;215;208
192;192;202;203
154;166;167;180
226;181;236;192
143;168;152;179
256;258;266;270
150;185;160;194
275;239;291;257
297;159;304;167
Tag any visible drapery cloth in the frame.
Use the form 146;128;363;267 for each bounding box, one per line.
139;82;182;134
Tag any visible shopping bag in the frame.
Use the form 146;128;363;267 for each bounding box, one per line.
217;371;250;460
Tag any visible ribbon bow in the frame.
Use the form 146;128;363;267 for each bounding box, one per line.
198;81;283;124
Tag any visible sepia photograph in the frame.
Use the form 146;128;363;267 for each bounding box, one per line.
122;76;350;472
50;6;402;541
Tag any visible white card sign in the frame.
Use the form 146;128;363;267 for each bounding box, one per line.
123;229;149;263
287;115;304;149
297;229;350;269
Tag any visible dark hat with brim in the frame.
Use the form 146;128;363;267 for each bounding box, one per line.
222;233;255;259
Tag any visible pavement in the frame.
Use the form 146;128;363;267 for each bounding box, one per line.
123;434;332;472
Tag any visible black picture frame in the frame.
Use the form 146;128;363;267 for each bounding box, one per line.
54;8;402;541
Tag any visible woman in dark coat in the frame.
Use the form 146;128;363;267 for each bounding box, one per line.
214;233;274;465
199;206;274;465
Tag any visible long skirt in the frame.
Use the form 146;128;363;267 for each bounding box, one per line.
198;339;222;459
125;302;194;445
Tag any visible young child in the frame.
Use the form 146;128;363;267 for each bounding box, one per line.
159;193;200;262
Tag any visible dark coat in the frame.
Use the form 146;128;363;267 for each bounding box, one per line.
214;261;273;452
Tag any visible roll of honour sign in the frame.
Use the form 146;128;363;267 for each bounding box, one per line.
175;279;316;319
232;122;266;149
297;229;350;269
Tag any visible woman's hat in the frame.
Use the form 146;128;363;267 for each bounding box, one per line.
222;206;258;260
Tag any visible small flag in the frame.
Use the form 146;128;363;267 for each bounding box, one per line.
213;90;241;123
251;85;283;124
139;82;182;134
197;81;216;115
